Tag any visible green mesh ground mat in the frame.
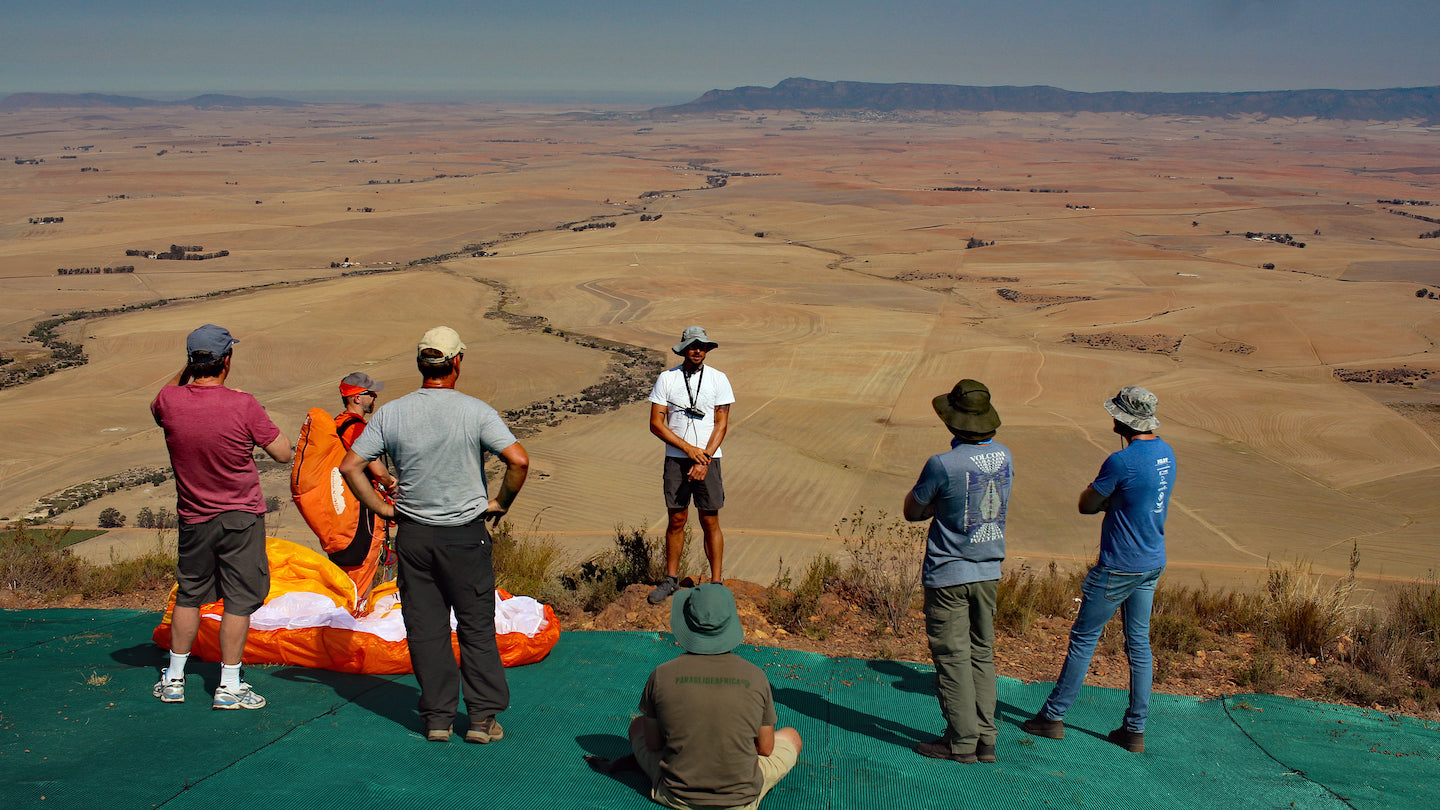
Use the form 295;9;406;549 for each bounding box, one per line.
3;609;1437;809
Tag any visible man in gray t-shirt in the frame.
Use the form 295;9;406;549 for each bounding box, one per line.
904;379;1012;765
341;326;529;744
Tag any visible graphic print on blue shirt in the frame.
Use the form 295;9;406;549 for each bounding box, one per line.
1093;437;1175;572
909;439;1013;588
967;448;1010;543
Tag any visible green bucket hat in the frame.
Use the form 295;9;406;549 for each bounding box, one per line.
932;379;1001;435
670;583;744;654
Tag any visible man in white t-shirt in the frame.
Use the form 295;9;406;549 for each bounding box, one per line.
647;326;735;604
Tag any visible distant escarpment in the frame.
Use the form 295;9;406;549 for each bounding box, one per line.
0;93;307;110
653;77;1440;122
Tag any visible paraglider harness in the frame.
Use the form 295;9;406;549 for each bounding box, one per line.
291;409;396;572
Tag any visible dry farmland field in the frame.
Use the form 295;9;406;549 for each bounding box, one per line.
2;103;1438;600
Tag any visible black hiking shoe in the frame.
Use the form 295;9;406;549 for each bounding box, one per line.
1107;727;1144;753
1020;713;1065;739
647;575;680;604
915;738;978;764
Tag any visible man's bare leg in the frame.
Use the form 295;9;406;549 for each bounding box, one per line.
664;508;689;577
170;605;201;655
698;510;723;583
649;509;690;604
217;612;251;666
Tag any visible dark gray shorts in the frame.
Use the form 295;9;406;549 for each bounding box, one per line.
175;511;270;616
663;457;724;511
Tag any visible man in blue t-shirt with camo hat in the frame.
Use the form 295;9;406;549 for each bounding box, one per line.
1022;385;1175;754
904;379;1012;765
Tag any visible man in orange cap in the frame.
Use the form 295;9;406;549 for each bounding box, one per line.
330;371;396;599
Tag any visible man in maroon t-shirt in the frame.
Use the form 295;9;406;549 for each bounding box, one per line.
150;324;292;710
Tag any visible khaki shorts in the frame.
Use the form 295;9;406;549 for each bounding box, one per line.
630;720;798;810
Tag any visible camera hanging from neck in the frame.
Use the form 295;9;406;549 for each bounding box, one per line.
683;364;705;419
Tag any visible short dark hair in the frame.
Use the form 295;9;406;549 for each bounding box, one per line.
1113;419;1149;438
947;427;996;444
186;350;228;380
417;350;456;379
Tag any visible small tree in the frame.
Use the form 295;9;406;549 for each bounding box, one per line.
98;508;126;528
136;507;156;528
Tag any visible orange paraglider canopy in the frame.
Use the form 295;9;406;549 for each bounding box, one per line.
153;537;560;673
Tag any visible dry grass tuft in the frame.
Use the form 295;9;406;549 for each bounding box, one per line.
491;515;567;605
1;522;175;600
996;562;1082;634
1261;558;1359;658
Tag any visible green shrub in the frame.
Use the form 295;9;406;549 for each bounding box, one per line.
1150;611;1205;656
560;525;666;612
1155;579;1262;634
1233;651;1285;694
1388;574;1440;684
835;507;925;635
82;549;175;597
766;553;841;637
1323;664;1389;707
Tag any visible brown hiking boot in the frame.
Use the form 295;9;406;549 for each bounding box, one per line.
465;717;504;744
1020;714;1065;739
1107;727;1144;753
425;726;452;742
976;740;997;763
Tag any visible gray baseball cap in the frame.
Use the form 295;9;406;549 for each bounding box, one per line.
186;324;237;360
339;371;384;396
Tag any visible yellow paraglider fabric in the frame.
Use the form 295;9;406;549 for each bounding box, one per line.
152;537;560;673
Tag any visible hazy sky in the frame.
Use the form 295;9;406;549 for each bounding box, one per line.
4;0;1438;104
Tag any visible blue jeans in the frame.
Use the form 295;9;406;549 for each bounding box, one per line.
1039;565;1164;732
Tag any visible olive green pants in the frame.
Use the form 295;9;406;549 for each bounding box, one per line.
924;579;999;754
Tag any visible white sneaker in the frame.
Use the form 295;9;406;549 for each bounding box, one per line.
153;672;185;703
212;682;266;710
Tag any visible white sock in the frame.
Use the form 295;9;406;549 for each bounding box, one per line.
165;651;189;682
220;663;242;690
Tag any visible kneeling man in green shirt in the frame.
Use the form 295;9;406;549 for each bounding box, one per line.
619;584;803;809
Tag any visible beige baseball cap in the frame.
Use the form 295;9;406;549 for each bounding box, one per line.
417;326;466;364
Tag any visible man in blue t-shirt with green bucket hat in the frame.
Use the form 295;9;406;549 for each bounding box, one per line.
1022;385;1175;753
